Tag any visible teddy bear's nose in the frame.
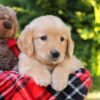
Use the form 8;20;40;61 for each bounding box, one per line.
3;21;12;29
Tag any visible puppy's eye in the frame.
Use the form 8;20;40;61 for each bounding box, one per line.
60;36;64;42
40;36;47;41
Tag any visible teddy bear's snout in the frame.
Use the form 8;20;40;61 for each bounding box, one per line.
3;20;12;29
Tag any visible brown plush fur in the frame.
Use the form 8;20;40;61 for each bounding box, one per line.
0;39;18;70
0;5;19;70
0;5;19;38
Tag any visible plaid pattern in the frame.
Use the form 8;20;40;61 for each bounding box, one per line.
47;68;92;100
0;68;92;100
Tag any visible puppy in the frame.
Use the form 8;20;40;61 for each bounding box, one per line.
17;15;83;91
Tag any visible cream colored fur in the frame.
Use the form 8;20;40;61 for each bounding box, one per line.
17;15;83;91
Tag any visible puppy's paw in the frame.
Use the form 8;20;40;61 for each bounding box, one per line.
33;69;52;87
51;69;68;91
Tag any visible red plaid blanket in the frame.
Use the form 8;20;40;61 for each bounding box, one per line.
0;39;92;100
0;68;92;100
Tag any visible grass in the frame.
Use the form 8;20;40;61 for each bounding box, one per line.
90;76;100;92
86;76;100;100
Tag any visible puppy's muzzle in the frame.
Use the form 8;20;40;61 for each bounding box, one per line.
50;50;60;60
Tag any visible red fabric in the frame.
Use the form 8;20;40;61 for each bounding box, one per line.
7;39;20;57
12;79;52;100
75;69;92;89
0;69;92;100
1;39;91;100
5;39;55;99
0;71;54;100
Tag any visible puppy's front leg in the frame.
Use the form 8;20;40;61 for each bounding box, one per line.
28;66;52;87
52;66;69;91
18;53;52;87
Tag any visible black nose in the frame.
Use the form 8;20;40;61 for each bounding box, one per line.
3;21;12;29
51;51;60;59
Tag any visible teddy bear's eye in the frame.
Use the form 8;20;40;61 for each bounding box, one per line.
40;36;47;41
60;36;64;42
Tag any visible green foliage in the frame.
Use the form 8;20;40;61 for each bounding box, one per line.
90;76;100;92
0;0;100;76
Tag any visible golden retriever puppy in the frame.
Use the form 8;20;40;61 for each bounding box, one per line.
17;15;83;91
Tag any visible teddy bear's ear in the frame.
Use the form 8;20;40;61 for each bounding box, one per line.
6;6;17;18
17;25;34;57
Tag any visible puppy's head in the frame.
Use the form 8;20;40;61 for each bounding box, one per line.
17;15;74;65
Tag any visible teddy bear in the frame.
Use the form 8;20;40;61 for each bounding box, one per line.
0;5;19;71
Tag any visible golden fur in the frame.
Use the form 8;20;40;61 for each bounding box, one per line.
17;15;83;91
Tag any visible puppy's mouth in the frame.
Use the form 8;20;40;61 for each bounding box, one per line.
49;58;60;63
44;59;61;68
36;56;61;66
35;53;64;67
43;56;63;66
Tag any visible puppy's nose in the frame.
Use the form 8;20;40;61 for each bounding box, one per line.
51;50;60;59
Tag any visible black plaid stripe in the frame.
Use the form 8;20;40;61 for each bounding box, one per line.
62;75;86;100
0;95;4;100
48;68;89;100
13;75;30;91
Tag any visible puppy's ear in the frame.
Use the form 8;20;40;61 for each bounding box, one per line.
17;25;34;57
66;29;74;58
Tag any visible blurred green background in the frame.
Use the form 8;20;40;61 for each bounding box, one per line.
0;0;100;99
